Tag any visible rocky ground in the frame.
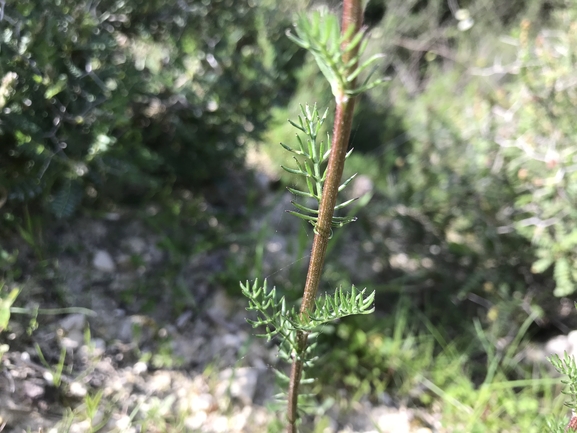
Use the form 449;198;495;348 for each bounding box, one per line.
0;177;573;433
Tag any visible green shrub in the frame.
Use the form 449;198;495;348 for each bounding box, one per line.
0;0;301;217
491;10;577;296
352;1;576;317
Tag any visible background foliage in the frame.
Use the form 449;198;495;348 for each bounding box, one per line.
0;0;302;218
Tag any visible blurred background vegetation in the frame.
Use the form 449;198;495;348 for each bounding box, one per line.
2;0;577;430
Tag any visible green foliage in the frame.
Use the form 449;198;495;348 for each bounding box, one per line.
0;283;19;333
549;351;577;413
242;277;373;427
287;11;385;99
316;297;557;432
50;180;83;219
548;351;577;432
342;1;577;322
0;247;19;279
35;343;67;388
0;0;299;217
241;278;374;351
0;0;142;215
304;285;374;325
483;8;577;296
281;104;358;232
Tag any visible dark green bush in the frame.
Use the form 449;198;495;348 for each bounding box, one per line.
0;0;301;217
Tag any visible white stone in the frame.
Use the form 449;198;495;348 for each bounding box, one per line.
133;362;148;375
567;330;577;357
60;329;84;349
43;371;54;384
185;412;207;430
69;420;91;433
69;381;87;398
545;334;570;357
374;409;411;433
230;406;252;432
93;250;116;272
190;393;216;412
59;314;86;333
211;415;229;433
115;415;132;430
149;371;172;393
217;367;259;406
23;381;44;399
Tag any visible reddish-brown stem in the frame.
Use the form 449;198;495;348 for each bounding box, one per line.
286;1;363;432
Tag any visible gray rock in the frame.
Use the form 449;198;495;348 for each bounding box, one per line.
206;291;235;324
93;250;116;272
172;335;206;365
59;314;87;333
125;237;146;254
175;310;193;329
118;315;156;344
217;367;260;406
221;333;245;349
23;381;44;399
60;329;85;350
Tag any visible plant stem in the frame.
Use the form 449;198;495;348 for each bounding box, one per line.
286;1;363;431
